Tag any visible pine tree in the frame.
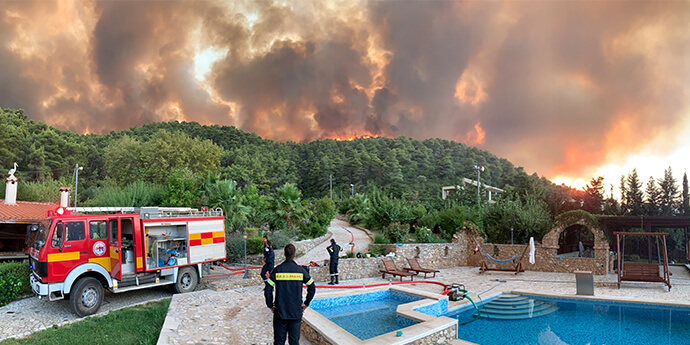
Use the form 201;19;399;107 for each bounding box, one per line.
658;166;678;216
683;172;688;215
583;176;604;214
626;169;644;216
645;177;661;216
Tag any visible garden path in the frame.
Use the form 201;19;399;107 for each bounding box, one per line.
295;218;372;266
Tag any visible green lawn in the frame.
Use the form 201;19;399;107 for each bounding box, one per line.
0;299;171;345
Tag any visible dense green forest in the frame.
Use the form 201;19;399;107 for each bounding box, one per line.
0;107;557;201
2;107;689;251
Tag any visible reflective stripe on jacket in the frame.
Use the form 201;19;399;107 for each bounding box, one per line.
264;259;316;320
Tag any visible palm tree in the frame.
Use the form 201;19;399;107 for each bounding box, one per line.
269;183;308;230
202;177;252;232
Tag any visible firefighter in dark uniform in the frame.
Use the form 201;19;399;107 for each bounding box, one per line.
261;235;274;280
326;238;342;285
264;243;316;345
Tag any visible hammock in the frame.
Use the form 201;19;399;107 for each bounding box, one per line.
476;243;521;263
474;238;530;275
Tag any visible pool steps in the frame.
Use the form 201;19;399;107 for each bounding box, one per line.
477;294;559;320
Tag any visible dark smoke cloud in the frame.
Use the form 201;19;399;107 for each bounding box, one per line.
0;0;689;179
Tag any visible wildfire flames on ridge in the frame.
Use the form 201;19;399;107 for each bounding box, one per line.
1;0;690;186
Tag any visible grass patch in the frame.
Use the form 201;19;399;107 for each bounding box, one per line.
0;299;171;345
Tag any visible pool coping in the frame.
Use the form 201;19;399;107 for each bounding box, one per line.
303;286;690;345
303;285;460;345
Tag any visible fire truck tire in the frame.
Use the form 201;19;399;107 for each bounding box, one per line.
69;277;103;317
172;267;198;293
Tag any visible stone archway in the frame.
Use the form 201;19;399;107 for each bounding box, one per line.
541;211;611;274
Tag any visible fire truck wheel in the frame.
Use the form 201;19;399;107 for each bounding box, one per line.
172;267;198;293
69;277;103;317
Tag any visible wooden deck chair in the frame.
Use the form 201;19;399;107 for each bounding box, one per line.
380;258;415;281
404;258;440;278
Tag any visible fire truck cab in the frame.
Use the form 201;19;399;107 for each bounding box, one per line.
29;206;225;316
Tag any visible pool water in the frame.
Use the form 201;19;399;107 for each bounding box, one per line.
310;290;423;340
449;294;690;345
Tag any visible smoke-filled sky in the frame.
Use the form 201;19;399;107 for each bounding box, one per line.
2;0;690;189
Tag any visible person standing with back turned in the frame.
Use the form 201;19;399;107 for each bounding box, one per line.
326;238;342;285
264;243;316;345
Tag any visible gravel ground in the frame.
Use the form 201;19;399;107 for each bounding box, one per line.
0;287;173;341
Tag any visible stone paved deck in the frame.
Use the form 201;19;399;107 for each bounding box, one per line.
158;265;690;344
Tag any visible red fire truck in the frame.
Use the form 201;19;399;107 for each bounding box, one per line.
29;206;226;316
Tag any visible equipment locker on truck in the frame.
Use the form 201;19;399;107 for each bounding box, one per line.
29;206;225;316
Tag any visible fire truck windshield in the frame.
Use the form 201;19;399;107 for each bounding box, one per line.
33;220;53;249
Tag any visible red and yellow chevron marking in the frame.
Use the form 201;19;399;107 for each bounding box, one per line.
189;231;224;246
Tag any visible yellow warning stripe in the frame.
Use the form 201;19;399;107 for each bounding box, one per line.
201;238;213;245
276;273;303;281
89;257;111;272
136;256;143;269
190;233;201;240
110;246;119;259
47;251;80;262
212;231;224;238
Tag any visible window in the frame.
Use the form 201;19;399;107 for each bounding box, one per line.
90;220;108;240
65;222;85;242
109;219;119;245
51;222;64;248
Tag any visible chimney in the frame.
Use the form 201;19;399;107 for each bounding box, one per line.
4;176;18;205
60;187;71;207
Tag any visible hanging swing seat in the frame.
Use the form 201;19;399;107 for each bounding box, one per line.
474;238;529;275
615;231;672;290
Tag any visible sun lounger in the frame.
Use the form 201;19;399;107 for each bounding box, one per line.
380;258;415;281
404;257;440;278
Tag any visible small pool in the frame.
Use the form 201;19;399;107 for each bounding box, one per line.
448;294;690;345
309;290;423;340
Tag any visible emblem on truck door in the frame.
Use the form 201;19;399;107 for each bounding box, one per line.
93;241;107;256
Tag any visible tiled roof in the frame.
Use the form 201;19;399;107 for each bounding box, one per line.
0;200;57;223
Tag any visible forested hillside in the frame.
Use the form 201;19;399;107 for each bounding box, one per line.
0;107;555;203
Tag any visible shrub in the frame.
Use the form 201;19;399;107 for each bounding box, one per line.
247;236;264;254
370;245;388;256
225;232;246;262
373;234;390;244
383;222;410;243
270;231;292;250
0;261;31;296
313;197;336;227
299;221;327;239
415;226;435;243
420;205;473;239
0;275;21;307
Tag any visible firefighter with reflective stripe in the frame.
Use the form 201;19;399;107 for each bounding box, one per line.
261;235;274;280
264;243;316;345
326;238;342;285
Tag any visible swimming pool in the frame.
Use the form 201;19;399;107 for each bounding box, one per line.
448;293;690;345
309;289;424;340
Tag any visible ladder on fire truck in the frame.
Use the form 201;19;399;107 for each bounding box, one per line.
65;207;223;219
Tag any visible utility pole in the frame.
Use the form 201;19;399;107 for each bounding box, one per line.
330;174;333;199
74;164;84;208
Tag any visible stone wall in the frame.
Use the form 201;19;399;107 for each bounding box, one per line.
464;234;611;275
408;323;457;345
301;322;335;345
242;232;332;266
